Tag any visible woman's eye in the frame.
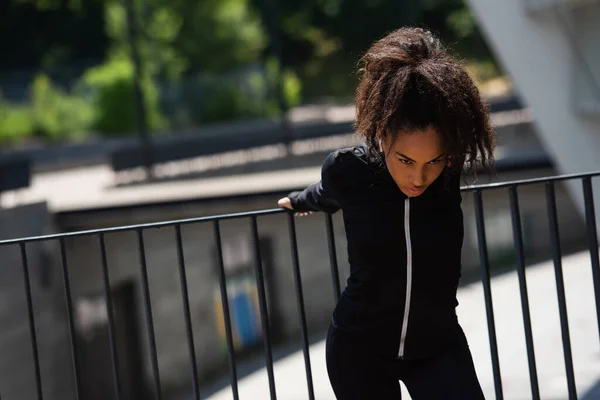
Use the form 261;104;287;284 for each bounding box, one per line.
429;159;441;165
399;159;412;164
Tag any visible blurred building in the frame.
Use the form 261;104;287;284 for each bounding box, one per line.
466;0;600;229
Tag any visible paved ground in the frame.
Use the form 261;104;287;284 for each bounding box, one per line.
205;249;600;400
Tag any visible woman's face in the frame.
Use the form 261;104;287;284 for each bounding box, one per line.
382;126;447;197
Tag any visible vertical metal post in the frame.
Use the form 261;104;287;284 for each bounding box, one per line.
99;234;122;400
213;221;239;400
175;225;202;400
250;216;277;399
546;182;577;399
20;243;44;400
474;190;504;400
583;177;600;346
59;239;82;400
137;230;162;400
287;213;315;400
508;186;540;399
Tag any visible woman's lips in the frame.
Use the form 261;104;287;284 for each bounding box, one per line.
406;186;425;196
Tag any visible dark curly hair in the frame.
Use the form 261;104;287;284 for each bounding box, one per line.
355;27;495;175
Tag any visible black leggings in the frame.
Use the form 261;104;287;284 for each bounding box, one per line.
326;321;486;400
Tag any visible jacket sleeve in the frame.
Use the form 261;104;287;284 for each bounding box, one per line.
287;151;342;213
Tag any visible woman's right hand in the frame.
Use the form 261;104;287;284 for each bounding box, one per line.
278;197;313;217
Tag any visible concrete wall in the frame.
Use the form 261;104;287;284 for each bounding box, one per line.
57;196;350;396
0;204;75;400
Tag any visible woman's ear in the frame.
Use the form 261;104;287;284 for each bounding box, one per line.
379;133;389;153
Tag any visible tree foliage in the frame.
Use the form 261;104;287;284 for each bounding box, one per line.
0;0;498;145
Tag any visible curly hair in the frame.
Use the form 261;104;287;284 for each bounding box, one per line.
354;27;495;175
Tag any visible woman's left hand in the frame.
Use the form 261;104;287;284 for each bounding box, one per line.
278;197;314;217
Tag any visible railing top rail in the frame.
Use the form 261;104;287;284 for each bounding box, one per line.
461;169;600;192
1;170;598;246
0;208;286;246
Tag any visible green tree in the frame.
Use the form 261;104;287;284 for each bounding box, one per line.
30;74;95;141
102;0;267;79
250;0;498;100
100;0;276;127
77;56;165;135
0;99;34;146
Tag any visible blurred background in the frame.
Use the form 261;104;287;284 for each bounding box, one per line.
0;0;501;148
0;0;599;399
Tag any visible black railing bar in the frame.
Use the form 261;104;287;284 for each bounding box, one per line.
213;221;239;400
3;170;600;248
99;234;122;400
287;213;315;400
546;182;577;399
136;230;163;400
0;209;286;246
250;216;277;399
508;186;540;400
175;225;203;400
58;238;82;400
461;169;600;192
325;213;342;303
20;243;44;400
582;177;600;346
474;191;504;400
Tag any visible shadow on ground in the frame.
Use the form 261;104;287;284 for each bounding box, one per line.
583;379;600;400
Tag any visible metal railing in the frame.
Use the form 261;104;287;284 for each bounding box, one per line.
468;172;600;400
1;171;599;400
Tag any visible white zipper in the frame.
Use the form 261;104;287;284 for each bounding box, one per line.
398;198;412;358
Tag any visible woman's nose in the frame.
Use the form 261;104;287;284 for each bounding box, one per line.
411;170;425;187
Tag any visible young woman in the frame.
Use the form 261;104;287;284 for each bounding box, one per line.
278;27;494;399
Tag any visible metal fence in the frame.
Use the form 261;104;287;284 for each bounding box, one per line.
1;170;599;400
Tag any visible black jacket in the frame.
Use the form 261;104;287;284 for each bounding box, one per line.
288;145;464;361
